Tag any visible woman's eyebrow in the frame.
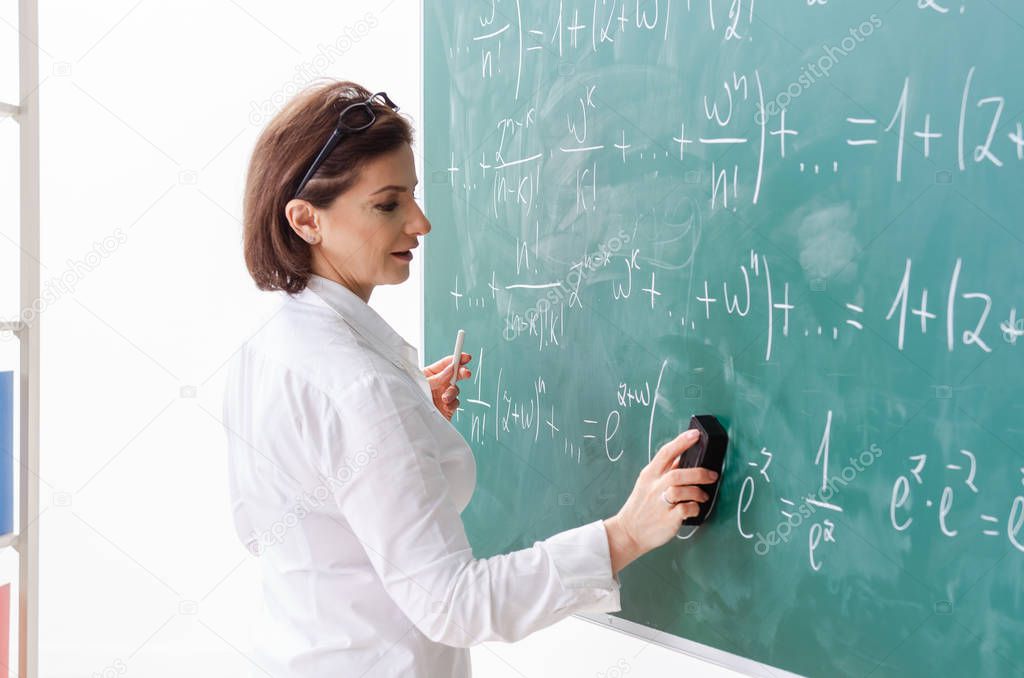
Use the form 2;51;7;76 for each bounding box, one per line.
370;179;420;196
370;184;408;195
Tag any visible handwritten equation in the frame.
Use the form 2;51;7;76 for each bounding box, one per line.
432;0;1024;580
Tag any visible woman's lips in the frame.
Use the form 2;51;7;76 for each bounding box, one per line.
391;250;413;262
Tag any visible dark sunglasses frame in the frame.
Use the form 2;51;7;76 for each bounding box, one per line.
293;91;399;199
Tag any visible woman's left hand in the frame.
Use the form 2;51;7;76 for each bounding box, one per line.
422;353;472;420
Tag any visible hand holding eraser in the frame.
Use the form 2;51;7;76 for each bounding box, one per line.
677;414;729;525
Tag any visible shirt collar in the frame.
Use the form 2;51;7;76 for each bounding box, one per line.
301;274;420;369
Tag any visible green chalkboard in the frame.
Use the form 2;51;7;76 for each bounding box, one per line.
423;2;1024;676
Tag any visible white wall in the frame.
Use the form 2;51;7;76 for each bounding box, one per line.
22;1;747;675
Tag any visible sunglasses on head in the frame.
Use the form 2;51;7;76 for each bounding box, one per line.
293;91;400;199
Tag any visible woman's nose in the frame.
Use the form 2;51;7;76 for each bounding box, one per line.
410;202;431;235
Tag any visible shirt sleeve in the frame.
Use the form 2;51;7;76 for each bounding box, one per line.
325;371;621;648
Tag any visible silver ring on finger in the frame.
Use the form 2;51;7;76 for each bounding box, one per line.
661;489;675;506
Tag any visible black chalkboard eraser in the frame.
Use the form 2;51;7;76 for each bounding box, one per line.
677;414;729;526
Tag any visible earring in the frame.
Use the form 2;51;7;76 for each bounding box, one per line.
305;234;319;244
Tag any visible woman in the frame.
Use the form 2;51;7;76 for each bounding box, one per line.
223;80;718;677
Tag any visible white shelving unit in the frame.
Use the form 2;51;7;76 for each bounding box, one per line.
2;0;40;676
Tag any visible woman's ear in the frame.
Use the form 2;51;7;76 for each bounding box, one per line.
284;199;320;244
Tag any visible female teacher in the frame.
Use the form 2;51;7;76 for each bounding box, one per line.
223;80;718;677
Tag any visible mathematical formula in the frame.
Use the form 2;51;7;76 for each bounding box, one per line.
433;0;1023;577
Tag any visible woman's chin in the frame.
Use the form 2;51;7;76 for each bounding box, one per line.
380;267;411;285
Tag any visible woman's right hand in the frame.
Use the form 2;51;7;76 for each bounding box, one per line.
603;429;719;575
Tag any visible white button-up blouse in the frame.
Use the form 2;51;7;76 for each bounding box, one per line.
222;274;621;677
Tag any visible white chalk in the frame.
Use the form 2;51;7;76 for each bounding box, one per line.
449;329;465;386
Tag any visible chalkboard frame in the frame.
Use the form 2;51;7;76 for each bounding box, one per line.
577;612;804;678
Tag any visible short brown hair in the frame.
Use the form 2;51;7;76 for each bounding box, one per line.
242;80;414;293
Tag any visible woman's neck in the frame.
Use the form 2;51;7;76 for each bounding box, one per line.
311;255;373;303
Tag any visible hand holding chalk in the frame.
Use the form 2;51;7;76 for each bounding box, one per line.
449;329;465;386
421;330;472;421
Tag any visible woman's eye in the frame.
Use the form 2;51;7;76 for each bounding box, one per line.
376;202;399;213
